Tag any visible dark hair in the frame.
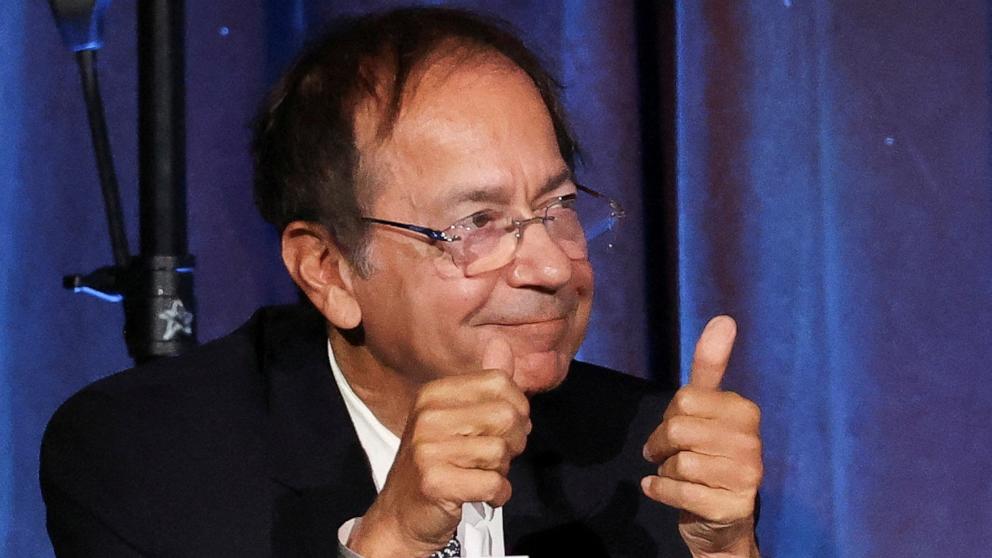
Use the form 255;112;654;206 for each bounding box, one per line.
252;7;578;274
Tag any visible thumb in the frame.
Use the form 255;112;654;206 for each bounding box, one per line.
482;336;514;376
689;315;737;390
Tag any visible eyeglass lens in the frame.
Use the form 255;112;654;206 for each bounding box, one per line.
450;197;620;276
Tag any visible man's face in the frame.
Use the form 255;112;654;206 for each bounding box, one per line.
350;56;593;394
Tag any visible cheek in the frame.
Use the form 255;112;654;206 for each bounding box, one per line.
421;271;499;365
512;260;595;394
359;254;499;377
570;259;595;342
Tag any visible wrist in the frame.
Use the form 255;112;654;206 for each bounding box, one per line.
688;541;759;558
682;515;759;558
687;532;759;558
348;504;443;558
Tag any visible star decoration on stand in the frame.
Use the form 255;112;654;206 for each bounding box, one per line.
158;300;194;341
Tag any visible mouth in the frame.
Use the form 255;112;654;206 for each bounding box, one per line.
484;318;569;352
488;316;568;327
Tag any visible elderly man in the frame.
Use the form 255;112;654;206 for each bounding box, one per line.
41;7;762;557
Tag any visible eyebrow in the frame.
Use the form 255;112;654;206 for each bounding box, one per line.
446;167;574;206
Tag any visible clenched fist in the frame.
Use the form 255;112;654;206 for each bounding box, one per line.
642;316;763;557
348;338;530;557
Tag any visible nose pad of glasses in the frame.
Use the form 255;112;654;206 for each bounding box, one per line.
463;233;518;276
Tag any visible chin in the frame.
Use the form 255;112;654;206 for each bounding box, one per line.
512;350;570;395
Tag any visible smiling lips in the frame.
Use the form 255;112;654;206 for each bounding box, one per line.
490;316;567;327
487;317;569;353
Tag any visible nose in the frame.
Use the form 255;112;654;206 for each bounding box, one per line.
504;219;573;289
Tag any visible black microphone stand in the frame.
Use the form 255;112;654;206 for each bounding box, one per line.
52;0;197;365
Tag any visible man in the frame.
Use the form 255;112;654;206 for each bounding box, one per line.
41;7;762;557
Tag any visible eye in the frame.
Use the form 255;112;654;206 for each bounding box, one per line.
541;194;577;213
557;194;578;210
468;210;498;229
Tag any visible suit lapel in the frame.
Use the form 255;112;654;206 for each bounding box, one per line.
262;306;377;554
503;384;585;551
502;364;622;556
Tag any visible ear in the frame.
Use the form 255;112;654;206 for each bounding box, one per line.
281;221;362;330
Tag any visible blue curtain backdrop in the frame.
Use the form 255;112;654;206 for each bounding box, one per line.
676;3;992;556
2;1;990;556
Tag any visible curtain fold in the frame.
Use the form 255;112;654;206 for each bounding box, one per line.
677;2;992;556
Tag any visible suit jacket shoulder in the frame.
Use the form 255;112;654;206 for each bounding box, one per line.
40;306;309;556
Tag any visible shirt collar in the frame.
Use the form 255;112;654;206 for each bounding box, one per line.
327;340;400;492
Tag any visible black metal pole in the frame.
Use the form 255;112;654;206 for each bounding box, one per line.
138;0;186;256
124;0;197;363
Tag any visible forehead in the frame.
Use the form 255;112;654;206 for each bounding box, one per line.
354;53;567;214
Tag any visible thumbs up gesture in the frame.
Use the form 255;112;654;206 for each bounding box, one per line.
641;316;763;557
348;337;530;557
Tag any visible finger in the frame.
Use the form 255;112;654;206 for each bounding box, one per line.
482;336;514;376
416;402;530;454
662;387;761;428
662;387;726;421
418;370;530;419
689;315;737;390
643;415;760;463
644;415;711;462
641;476;753;525
423;436;515;475
658;451;762;493
424;466;513;508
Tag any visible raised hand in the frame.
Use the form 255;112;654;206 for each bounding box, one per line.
641;316;763;557
348;338;530;557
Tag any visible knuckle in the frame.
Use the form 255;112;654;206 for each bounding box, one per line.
411;395;431;415
508;431;527;456
745;399;762;422
672;390;693;414
499;479;513;504
740;432;762;454
733;494;755;519
742;462;764;487
412;384;443;413
411;442;438;469
645;479;663;501
517;396;531;418
663;416;685;442
480;471;502;496
419;469;443;497
489;476;512;506
485;437;510;461
673;452;696;477
674;479;695;503
724;389;743;402
730;394;760;422
417;408;441;429
491;402;517;430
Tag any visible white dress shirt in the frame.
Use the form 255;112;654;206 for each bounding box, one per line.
328;341;506;557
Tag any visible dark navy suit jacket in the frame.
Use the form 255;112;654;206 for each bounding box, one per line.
41;305;691;557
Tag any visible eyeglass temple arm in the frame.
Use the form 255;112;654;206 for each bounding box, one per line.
361;217;454;242
576;183;627;218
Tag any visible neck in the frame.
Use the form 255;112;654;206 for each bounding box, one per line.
328;328;420;438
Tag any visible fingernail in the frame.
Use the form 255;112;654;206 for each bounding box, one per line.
642;444;651;461
640;477;652;493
